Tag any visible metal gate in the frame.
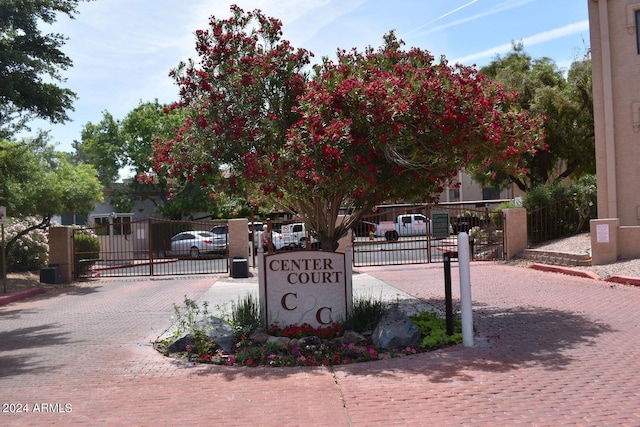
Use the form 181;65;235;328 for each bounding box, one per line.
352;203;505;267
73;218;229;278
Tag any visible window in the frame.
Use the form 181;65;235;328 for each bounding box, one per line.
112;216;131;236
91;216;132;236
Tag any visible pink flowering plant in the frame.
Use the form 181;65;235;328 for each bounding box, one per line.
227;324;379;367
3;216;49;272
156;293;463;367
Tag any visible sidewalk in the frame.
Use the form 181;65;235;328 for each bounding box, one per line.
196;268;437;318
1;262;640;426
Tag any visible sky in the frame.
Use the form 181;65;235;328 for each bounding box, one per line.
24;0;591;159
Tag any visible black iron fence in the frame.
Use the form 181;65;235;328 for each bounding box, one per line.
352;203;505;267
527;196;594;245
74;218;229;278
72;205;508;277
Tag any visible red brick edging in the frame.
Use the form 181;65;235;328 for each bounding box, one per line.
0;288;46;306
529;263;601;280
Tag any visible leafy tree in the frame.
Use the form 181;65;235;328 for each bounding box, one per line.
0;136;103;275
77;111;123;186
122;100;217;219
0;0;92;138
151;7;545;251
475;43;595;191
76;101;220;219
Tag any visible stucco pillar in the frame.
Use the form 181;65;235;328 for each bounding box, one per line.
503;208;527;260
228;217;249;261
48;226;74;283
591;218;619;265
336;215;351;254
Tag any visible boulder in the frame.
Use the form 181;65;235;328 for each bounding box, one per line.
198;316;234;351
266;336;291;347
341;330;367;345
166;335;195;353
166;316;234;353
372;307;421;350
249;330;270;344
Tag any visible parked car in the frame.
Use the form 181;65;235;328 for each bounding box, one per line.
209;225;229;250
352;220;378;237
168;230;225;258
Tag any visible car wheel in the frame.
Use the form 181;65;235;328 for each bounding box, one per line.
190;247;200;259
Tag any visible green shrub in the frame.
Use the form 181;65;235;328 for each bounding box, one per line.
3;217;48;272
412;311;462;350
169;296;215;355
230;293;262;338
525;175;597;243
74;229;100;276
344;294;386;332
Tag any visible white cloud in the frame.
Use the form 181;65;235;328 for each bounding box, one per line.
402;0;538;39
453;20;590;64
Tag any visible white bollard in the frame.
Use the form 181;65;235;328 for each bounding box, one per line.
457;232;474;347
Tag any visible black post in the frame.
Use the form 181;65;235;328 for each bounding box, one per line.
443;251;458;336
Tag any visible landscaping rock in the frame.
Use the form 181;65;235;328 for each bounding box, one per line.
167;335;195;353
298;336;321;348
372;307;421;350
341;330;367;345
166;316;234;353
197;316;234;352
267;336;291;347
249;330;270;344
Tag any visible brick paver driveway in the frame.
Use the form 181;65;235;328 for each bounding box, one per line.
1;263;639;426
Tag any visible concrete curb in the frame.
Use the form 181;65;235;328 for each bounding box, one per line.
605;275;640;287
0;288;47;306
529;263;602;280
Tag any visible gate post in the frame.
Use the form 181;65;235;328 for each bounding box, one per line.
503;208;527;260
48;227;74;283
443;251;457;336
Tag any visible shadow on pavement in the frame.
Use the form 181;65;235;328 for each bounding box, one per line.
0;324;74;379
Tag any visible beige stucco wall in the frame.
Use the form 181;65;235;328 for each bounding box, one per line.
590;0;640;224
589;0;640;260
502;208;527;260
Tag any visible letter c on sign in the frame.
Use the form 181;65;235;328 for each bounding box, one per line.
315;307;332;325
281;293;297;311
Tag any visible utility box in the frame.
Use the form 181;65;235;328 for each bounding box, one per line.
231;257;248;278
40;264;62;285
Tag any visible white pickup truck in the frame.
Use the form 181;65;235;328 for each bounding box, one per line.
375;214;429;241
279;222;318;249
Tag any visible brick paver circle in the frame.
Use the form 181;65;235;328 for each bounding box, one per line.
1;263;639;426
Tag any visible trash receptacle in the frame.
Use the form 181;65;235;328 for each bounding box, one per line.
40;264;62;284
231;257;248;278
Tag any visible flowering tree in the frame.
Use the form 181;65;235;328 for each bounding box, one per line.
151;6;544;251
